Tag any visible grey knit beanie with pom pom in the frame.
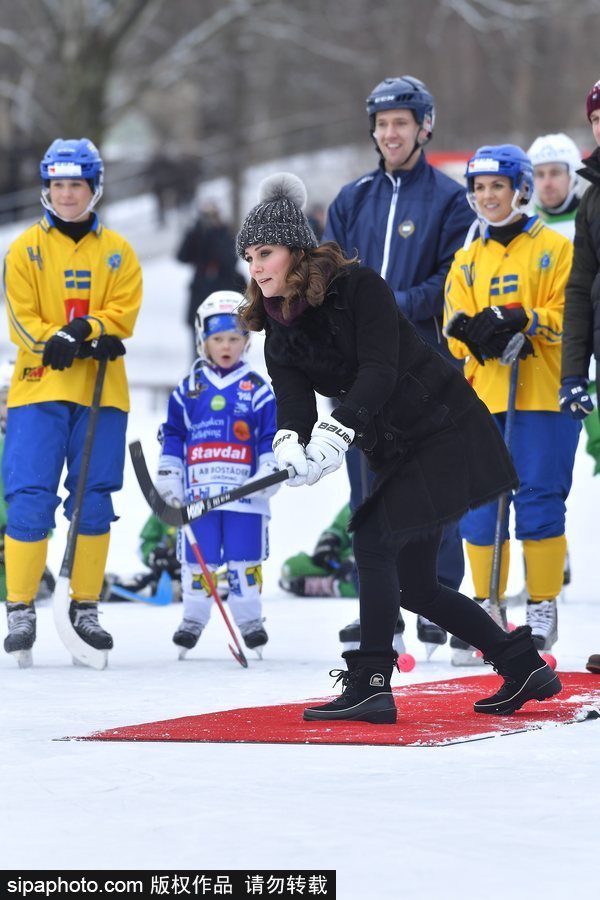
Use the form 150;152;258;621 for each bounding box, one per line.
236;172;318;257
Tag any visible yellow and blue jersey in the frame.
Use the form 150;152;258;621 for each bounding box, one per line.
443;216;573;413
3;212;142;411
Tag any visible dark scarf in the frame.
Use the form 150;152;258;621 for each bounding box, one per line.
263;295;310;326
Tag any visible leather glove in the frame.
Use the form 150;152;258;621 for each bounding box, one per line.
559;377;594;419
156;456;185;505
311;531;343;571
42;318;92;370
244;454;281;499
305;415;355;486
79;335;126;361
273;430;308;487
443;311;485;365
466;305;528;345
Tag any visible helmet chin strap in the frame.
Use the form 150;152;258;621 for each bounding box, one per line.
468;188;525;228
371;124;430;170
541;187;577;216
40;186;102;222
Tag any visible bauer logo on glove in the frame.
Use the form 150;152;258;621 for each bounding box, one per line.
317;420;354;444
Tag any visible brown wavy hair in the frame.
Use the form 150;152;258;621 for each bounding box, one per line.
238;241;359;331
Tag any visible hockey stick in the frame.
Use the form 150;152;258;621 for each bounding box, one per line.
489;334;525;610
53;359;109;670
128;439;293;526
182;524;248;668
107;571;173;606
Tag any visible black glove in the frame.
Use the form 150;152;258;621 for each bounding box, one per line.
42;318;92;370
311;531;342;571
465;305;528;346
79;335;126;361
443;311;485;365
147;545;180;578
477;331;535;362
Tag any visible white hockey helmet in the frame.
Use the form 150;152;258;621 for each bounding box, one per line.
194;290;248;358
527;133;582;191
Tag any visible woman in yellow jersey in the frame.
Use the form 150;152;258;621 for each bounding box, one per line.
443;144;580;663
2;138;142;664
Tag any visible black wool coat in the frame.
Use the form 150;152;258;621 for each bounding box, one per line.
562;146;600;386
264;265;518;536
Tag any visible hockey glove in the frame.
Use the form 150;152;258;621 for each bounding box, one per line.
156;456;185;505
42;318;92;370
311;531;343;571
305;415;355;486
79;335;126;361
559;377;594;420
443;311;485;365
244;454;282;499
466;305;528;345
478;331;535;363
273;429;308;486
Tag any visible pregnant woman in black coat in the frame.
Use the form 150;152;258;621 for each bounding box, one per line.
236;173;561;724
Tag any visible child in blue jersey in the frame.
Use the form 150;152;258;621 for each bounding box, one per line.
156;291;279;656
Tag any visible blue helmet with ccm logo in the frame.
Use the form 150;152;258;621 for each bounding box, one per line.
40;138;104;192
366;76;435;140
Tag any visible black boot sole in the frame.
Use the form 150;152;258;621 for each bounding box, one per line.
474;664;562;716
303;692;397;724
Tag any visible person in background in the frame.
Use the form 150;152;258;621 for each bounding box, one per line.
558;79;600;675
527;133;583;241
323;75;475;653
176;202;246;361
156;291;279;658
444;144;579;663
279;503;357;599
236;171;560;723
2;138;142;665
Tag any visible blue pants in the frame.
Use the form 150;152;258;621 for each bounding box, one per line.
461;410;581;544
3;401;127;541
183;509;268;566
345;445;464;590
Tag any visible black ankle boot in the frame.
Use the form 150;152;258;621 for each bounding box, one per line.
474;625;561;716
303;650;398;724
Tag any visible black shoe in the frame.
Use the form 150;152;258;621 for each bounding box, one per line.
474;625;561;715
303;650;398;724
586;654;600;674
69;601;113;651
339;613;405;644
416;615;447;646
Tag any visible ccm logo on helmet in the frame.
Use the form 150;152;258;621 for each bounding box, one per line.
317;422;353;444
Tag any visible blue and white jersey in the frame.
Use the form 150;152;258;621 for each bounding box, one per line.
160;360;277;517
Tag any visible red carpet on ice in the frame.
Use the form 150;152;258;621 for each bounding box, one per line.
73;672;600;747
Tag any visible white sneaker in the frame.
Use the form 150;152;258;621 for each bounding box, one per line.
526;599;558;651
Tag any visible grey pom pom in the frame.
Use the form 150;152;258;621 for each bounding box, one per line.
257;172;308;210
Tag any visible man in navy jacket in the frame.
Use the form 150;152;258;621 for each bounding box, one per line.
324;76;474;652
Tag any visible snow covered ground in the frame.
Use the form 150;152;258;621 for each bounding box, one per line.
1;252;599;900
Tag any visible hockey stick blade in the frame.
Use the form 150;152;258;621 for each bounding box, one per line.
53;575;108;670
129;440;292;526
108;572;173;606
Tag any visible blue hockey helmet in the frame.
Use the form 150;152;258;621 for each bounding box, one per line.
465;144;534;200
40;138;104;191
366;76;435;139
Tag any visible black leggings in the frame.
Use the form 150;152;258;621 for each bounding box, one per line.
353;509;506;655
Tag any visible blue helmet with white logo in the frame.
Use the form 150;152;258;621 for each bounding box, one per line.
465;144;533;201
40;138;104;218
366;76;435;140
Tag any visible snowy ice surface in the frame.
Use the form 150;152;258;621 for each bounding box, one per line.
1;248;599;900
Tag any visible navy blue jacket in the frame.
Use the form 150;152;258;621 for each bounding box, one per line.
323;153;474;362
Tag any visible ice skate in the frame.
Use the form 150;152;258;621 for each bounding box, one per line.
339;613;407;654
304;650;398;724
4;602;36;668
416;615;447;659
173;618;204;659
240;618;268;658
451;598;508;666
526;599;558;651
474;625;561;715
69;601;113;658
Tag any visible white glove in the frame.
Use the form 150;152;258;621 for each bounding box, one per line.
305;415;355;485
272;429;309;487
245;454;282;499
156;455;185;505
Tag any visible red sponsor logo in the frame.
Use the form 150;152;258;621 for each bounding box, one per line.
188;442;253;464
20;366;46;381
64;299;90;322
233;420;251;441
239;380;254;391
